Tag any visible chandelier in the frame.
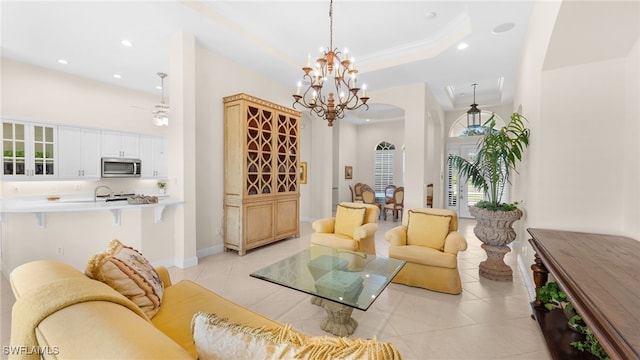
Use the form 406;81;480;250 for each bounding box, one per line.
292;0;369;127
466;83;481;130
152;72;169;127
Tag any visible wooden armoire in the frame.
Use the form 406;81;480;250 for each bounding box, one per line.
223;93;301;255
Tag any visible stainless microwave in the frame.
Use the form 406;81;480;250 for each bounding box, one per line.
101;158;142;178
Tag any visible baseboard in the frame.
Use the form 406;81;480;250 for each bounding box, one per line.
517;252;536;301
151;258;176;269
174;256;198;269
197;244;224;259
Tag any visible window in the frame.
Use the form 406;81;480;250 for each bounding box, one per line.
449;111;506;138
374;141;395;193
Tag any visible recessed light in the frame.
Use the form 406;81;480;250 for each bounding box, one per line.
113;74;122;79
155;85;163;90
57;59;69;65
457;42;469;50
425;11;437;20
121;40;134;47
366;119;371;122
492;23;515;34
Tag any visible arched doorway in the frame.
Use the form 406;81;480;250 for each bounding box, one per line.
446;112;506;218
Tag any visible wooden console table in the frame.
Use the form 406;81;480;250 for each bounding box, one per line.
528;228;640;360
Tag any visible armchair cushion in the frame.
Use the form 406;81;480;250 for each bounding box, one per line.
406;210;452;251
334;204;366;238
389;245;458;269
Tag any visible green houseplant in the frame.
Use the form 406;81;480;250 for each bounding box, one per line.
537;282;610;360
448;112;530;281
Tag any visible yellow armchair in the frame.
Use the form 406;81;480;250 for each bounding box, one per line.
311;202;380;255
385;208;467;294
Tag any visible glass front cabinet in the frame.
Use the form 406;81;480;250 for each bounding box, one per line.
2;120;57;180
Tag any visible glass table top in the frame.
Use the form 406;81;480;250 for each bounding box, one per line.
250;245;405;311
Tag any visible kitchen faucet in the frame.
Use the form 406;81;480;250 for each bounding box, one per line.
94;185;114;202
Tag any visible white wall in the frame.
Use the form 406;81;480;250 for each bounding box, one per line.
368;83;444;212
193;45;303;254
536;58;626;232
0;58;160;134
623;38;640;238
298;114;313;221
513;0;640;297
337;120;358;203
354;120;405;190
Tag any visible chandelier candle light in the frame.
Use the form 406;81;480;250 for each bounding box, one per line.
153;72;169;127
292;0;369;127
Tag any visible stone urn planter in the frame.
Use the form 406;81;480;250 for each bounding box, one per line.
470;206;523;281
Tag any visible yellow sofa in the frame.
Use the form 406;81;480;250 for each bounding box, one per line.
385;208;467;295
9;260;402;360
311;202;380;255
8;260;287;359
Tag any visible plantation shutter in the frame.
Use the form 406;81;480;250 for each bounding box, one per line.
374;141;395;193
446;147;459;210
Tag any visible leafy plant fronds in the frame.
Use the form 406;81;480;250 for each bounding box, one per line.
448;112;530;210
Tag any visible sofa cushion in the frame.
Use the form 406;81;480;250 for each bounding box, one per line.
152;280;282;358
334;204;366;237
406;210;452;250
191;312;401;360
85;239;164;319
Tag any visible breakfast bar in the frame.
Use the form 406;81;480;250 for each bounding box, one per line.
0;195;182;228
0;194;185;277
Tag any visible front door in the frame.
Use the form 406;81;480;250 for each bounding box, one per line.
446;142;486;218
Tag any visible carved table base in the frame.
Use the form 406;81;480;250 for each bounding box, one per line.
317;299;358;336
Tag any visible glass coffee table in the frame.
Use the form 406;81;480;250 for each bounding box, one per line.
250;245;405;336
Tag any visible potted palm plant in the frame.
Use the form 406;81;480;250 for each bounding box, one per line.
448;112;530;281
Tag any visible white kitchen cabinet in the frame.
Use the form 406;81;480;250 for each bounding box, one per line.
1;120;57;180
58;126;101;179
101;131;139;158
140;135;168;178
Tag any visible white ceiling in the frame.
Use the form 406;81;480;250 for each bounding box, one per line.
1;0;534;123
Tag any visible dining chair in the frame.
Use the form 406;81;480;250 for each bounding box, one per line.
361;185;382;214
383;186;404;221
353;183;364;202
384;185;397;204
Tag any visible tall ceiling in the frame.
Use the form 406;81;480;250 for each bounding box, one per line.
1;1;534;122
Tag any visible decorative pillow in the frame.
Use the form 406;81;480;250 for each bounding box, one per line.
303;336;402;360
406;211;452;250
192;312;303;360
85;239;163;319
191;312;402;360
334;205;366;237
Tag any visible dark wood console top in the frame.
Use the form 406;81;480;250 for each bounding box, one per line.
528;228;640;360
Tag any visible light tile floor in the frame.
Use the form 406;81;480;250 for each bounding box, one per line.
1;218;551;359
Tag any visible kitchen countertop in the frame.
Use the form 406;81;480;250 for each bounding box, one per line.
0;194;183;227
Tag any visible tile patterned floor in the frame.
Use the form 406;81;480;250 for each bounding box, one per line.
1;217;551;359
